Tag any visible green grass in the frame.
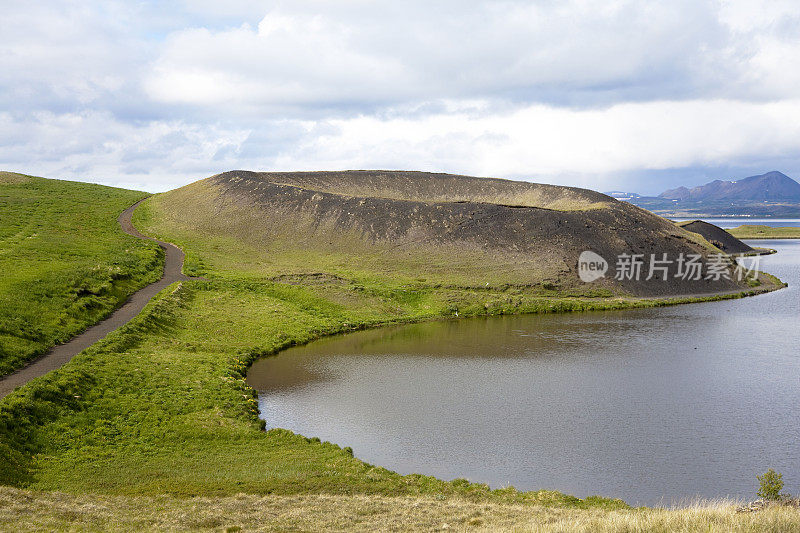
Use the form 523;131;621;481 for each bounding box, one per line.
728;225;800;239
0;172;162;375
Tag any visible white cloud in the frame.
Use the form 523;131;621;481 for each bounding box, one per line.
5;98;800;193
4;1;800;193
0;111;250;191
270;99;800;186
0;2;148;112
144;0;730;114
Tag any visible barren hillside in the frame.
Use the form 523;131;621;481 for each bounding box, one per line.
151;170;767;297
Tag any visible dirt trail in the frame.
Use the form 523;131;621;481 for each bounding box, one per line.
0;198;190;399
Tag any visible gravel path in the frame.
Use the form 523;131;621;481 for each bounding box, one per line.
0;198;190;399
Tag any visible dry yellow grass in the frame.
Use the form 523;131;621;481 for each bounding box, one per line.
1;488;798;532
0;171;31;184
249;170;613;211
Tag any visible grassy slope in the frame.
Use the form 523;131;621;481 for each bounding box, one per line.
0;172;162;375
0;182;793;530
728;225;800;239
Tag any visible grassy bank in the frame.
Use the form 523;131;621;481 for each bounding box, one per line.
728;225;800;239
0;172;162;375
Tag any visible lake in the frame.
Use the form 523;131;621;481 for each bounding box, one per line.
671;217;800;229
248;240;800;506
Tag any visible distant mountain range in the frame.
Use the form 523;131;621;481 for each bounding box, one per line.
606;171;800;217
659;171;800;202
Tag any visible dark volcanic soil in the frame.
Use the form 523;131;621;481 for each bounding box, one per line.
203;170;763;297
677;220;755;255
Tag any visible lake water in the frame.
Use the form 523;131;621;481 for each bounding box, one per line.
248;240;800;506
671;218;800;229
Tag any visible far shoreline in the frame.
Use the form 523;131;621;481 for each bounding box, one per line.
729;225;800;240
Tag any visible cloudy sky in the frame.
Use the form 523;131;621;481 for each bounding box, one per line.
3;0;800;194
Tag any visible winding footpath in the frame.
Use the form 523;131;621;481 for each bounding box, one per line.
0;198;190;399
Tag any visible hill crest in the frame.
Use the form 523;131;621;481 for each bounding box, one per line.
220;170;613;211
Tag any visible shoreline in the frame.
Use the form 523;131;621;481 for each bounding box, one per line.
241;265;788;496
737;236;800;240
729;226;800;240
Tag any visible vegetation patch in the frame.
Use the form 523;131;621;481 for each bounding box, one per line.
728;225;800;239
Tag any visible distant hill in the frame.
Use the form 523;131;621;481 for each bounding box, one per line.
675;220;754;255
618;171;800;217
660;171;800;202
